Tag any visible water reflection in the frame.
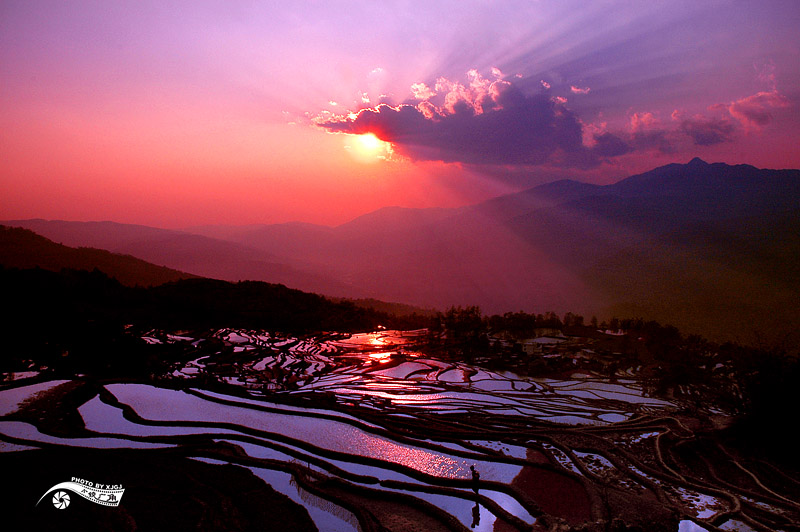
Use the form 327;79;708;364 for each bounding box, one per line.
1;322;789;532
471;501;480;528
368;351;393;363
106;384;473;479
369;335;386;347
170;328;677;427
346;428;468;478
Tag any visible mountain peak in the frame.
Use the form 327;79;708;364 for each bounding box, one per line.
687;157;707;166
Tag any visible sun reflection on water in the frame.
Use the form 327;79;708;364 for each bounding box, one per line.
351;433;468;479
368;351;393;363
369;335;385;347
332;387;446;402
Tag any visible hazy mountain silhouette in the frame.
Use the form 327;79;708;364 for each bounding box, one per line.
501;158;800;341
336;206;455;238
2;219;368;299
0;225;196;286
4;158;798;342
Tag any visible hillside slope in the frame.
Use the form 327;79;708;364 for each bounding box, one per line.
0;225;196;286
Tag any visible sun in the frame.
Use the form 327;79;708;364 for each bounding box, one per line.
345;132;393;163
358;133;382;151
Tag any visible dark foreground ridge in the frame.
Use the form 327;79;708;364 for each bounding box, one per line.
0;264;415;342
1;447;318;532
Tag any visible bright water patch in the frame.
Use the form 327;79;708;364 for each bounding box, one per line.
106;384;525;481
0;420;174;449
679;520;711;531
0;379;70;416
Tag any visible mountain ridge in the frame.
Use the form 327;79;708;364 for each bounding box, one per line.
0;225;197;286
1;218;368;299
4;158;798;343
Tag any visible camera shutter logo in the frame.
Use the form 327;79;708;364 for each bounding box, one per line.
52;491;70;509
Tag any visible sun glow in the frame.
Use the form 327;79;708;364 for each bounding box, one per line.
345;133;393;163
358;133;382;151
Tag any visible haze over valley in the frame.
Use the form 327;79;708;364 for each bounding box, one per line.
7;158;799;344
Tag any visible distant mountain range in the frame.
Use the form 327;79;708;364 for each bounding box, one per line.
0;225;196;286
4;158;799;343
1;218;368;298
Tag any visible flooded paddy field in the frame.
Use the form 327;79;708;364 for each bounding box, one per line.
2;329;799;531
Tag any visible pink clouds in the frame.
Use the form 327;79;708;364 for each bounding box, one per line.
725;90;790;130
417;100;438;119
630;112;658;133
429;69;512;115
580;120;607;148
620;88;792;153
678;115;736;146
314;68;796;173
410;82;436;100
622;108;736;151
754;61;777;91
317;70;592;166
676;89;791;144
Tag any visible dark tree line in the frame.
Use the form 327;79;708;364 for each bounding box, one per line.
432;306;799;444
0;266;430;375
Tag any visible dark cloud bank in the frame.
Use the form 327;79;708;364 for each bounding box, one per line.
319;81;609;167
316;72;790;168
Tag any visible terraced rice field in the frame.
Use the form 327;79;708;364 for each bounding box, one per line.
1;329;798;531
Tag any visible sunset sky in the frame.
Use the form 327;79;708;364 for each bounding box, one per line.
2;1;799;228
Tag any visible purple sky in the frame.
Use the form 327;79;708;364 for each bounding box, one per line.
2;1;799;227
